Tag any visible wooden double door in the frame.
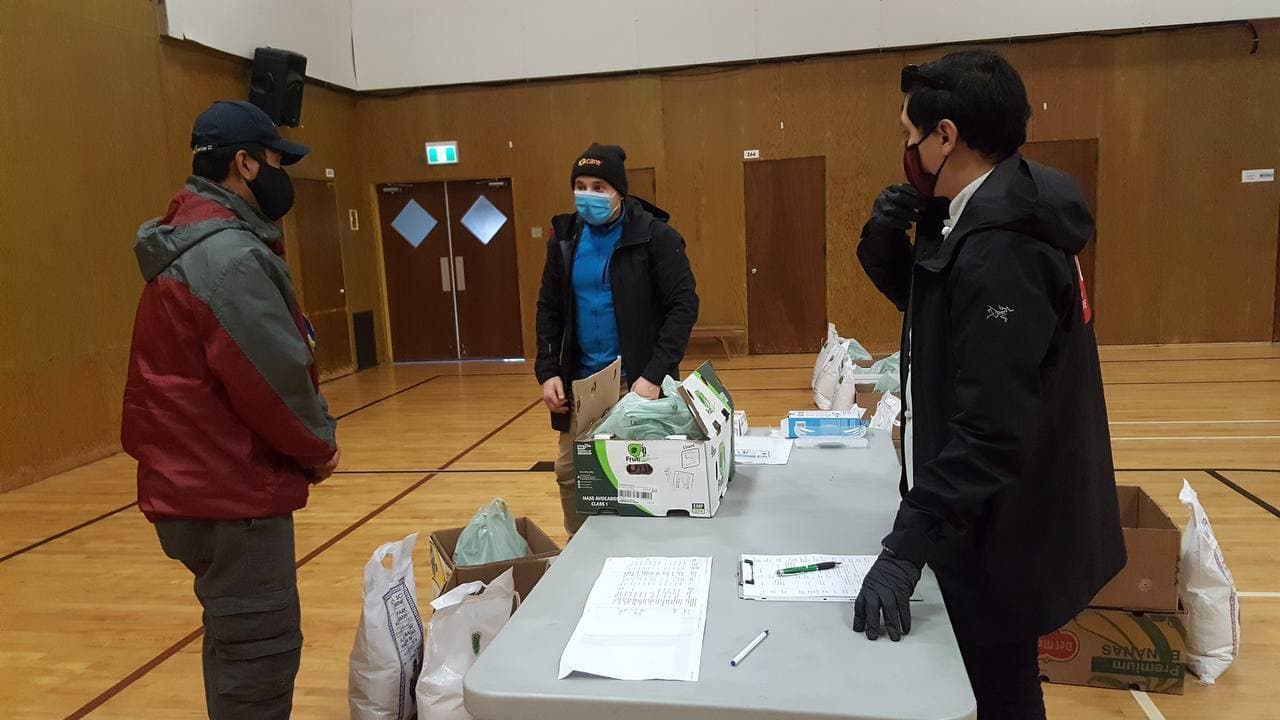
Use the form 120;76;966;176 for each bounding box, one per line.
377;179;523;361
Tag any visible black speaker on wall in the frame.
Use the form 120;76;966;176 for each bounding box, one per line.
248;47;307;127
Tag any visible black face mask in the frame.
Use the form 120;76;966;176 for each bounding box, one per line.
247;162;295;221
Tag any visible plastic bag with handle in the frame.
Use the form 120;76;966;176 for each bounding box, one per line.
594;377;705;440
812;323;841;388
349;532;426;720
416;569;518;720
1178;480;1240;684
870;352;901;394
453;498;531;567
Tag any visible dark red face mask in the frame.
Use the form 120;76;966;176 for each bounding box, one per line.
903;127;948;199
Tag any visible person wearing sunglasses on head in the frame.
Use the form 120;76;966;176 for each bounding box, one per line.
852;51;1124;719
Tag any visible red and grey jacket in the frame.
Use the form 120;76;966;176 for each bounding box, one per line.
122;177;337;522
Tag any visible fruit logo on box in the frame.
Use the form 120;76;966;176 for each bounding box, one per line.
1038;630;1079;663
626;443;648;462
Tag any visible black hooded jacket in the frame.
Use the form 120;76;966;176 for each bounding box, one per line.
535;196;699;431
859;154;1125;640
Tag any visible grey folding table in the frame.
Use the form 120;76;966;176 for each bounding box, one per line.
465;430;977;720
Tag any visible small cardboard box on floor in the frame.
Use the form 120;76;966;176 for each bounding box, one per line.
1038;485;1187;694
573;359;735;518
427;517;560;599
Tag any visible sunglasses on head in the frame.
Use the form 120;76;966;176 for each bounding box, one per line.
900;64;949;93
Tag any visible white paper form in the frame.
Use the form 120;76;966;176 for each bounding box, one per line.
734;435;794;465
738;554;876;602
558;556;713;681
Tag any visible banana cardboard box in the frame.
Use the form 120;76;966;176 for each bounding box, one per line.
1038;607;1188;695
574;360;735;518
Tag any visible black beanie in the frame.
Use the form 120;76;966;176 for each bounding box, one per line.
570;143;628;195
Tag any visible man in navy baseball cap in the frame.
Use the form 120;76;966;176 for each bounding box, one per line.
191;100;310;165
188;100;310;220
124;99;336;718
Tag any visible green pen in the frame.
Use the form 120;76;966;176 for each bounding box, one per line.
777;561;841;576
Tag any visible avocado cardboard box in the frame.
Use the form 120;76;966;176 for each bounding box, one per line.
573;359;735;518
427;517;560;599
1091;485;1181;612
1038;606;1188;694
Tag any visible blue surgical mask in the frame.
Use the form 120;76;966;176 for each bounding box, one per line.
575;190;616;226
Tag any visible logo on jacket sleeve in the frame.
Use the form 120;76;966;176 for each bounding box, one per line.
985;305;1014;323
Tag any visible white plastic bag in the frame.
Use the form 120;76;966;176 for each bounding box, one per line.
812;323;840;388
869;393;902;431
1178;480;1240;684
350;533;426;720
832;359;860;412
814;341;856;410
417;569;518;720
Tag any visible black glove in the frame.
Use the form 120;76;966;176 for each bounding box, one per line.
862;184;927;239
852;550;922;642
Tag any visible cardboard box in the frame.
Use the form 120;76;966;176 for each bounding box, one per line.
1091;486;1181;612
574;360;735;518
427;516;560;598
1039;607;1188;695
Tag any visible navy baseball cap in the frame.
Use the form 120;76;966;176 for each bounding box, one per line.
190;100;310;166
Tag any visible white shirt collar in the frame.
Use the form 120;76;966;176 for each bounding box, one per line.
942;168;995;235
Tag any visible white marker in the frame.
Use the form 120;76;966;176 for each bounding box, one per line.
730;629;770;667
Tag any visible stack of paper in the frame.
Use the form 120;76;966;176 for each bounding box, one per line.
738;554;876;602
733;435;793;465
559;556;713;681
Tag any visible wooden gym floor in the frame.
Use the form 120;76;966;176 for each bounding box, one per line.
1;343;1277;719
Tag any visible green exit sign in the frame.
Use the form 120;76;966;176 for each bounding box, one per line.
425;141;458;165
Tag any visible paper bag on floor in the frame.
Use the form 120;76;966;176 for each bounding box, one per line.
417;569;518;720
1178;480;1240;684
350;533;426;720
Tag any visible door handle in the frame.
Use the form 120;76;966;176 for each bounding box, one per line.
454;256;467;292
440;257;452;292
751;268;758;274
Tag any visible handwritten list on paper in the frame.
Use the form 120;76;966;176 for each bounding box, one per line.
558;556;713;681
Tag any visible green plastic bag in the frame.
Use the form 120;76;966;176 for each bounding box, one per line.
594;377;707;441
870;352;901;393
453;498;531;567
845;337;873;363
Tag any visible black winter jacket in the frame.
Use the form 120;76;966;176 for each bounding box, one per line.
535;197;699;431
858;154;1125;641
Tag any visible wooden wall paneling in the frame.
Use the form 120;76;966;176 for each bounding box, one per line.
1158;22;1280;343
157;41;249;188
661;66;782;330
547;76;665;172
0;1;171;491
1094;32;1168;344
1027;35;1107;142
504;85;559;361
779;53;906;350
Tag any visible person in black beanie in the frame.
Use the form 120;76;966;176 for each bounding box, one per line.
534;143;699;536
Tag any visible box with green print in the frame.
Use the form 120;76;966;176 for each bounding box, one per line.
574;361;735;518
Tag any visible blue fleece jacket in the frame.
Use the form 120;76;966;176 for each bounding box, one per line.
573;214;624;378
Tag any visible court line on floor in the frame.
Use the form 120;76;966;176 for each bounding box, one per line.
63;399;542;720
1111;435;1280;441
1105;379;1280;385
1238;591;1280;598
0;501;138;564
1115;467;1279;473
1206;470;1280;519
1;375;445;566
333;375;441;419
1130;690;1167;720
1110;419;1280;424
